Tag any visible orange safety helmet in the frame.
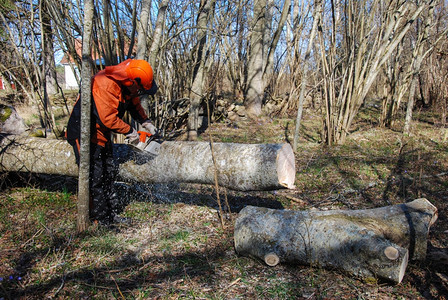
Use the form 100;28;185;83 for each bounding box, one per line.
125;59;154;90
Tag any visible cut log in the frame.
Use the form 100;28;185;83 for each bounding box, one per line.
234;198;438;283
0;135;296;191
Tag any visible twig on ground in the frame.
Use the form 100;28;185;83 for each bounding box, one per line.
20;228;44;248
110;274;126;300
52;274;66;298
207;100;225;228
227;277;241;288
278;192;307;205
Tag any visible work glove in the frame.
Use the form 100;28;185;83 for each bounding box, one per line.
142;120;157;135
125;128;140;146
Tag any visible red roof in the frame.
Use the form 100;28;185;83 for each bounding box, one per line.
60;39;136;65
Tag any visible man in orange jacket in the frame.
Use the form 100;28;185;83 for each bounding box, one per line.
66;59;158;226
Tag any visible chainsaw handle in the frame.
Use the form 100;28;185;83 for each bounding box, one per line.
137;130;152;142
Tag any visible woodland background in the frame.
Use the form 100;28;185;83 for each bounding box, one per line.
1;0;448;298
0;0;446;144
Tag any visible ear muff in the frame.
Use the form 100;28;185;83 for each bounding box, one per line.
122;79;135;87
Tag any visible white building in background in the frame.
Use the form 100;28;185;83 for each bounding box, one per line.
58;39;82;90
62;64;80;90
58;38;135;90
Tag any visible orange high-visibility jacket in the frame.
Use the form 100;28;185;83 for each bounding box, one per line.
91;60;148;146
66;59;149;148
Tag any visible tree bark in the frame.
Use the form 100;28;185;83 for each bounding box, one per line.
0;136;296;191
293;0;321;150
148;0;169;67
42;0;58;95
403;1;436;135
263;0;290;84
187;0;215;140
234;198;438;283
136;0;152;61
245;0;266;117
78;0;94;232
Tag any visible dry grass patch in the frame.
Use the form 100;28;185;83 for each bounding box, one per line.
1;111;448;298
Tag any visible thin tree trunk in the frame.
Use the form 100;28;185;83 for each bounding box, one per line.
136;0;152;60
100;0;116;65
263;0;275;78
245;0;266;118
136;0;153;125
293;0;321;150
39;0;60;137
263;0;290;105
78;0;94;232
126;0;139;59
381;44;402;127
42;0;58;95
148;0;169;66
188;0;215;140
142;0;168;128
403;1;436;135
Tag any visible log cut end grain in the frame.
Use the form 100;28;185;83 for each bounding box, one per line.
384;246;400;260
276;143;296;189
264;253;280;266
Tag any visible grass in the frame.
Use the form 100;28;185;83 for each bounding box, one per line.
1;105;448;299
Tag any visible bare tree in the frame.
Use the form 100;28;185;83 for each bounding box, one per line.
245;0;290;118
96;0;118;65
0;1;17;95
0;0;56;135
2;0;446;148
148;0;169;67
379;0;445;132
188;0;216;140
317;0;434;145
136;0;152;60
219;0;248;102
245;0;267;117
41;0;58;95
293;0;322;150
425;0;448;128
78;0;94;232
403;0;438;135
380;44;403;128
143;0;169;128
279;0;312;115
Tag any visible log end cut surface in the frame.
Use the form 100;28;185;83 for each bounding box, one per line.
398;250;409;283
276;143;296;189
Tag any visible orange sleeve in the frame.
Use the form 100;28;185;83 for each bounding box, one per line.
92;75;132;135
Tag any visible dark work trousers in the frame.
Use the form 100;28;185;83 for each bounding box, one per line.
89;142;120;222
71;141;120;223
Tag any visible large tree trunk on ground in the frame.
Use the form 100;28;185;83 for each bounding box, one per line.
0;135;296;191
234;199;438;283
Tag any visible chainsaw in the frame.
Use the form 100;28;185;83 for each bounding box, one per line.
127;130;161;157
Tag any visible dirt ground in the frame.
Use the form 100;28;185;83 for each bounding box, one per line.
1;109;448;299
